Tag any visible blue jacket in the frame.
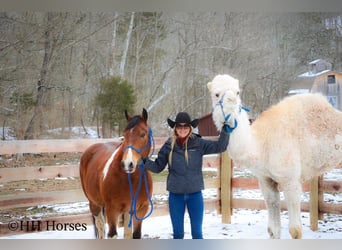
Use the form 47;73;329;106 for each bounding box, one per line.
145;130;229;194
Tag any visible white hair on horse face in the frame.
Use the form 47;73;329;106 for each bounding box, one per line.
121;147;135;173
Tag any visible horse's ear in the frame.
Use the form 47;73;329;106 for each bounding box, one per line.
142;108;148;121
124;110;130;121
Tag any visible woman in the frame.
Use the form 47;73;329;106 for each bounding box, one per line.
144;112;229;239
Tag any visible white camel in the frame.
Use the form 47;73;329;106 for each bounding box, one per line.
207;74;342;239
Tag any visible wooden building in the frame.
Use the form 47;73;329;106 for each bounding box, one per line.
311;71;342;110
200;59;342;136
198;113;219;136
198;113;254;136
290;59;342;111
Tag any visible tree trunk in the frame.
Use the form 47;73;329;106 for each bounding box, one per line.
120;12;135;78
108;12;118;76
24;13;53;139
24;80;44;139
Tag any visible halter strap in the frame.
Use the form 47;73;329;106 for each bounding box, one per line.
217;93;250;134
123;127;155;228
123;127;155;157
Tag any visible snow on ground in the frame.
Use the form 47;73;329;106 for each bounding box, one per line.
1;168;341;239
0;126;101;140
0;127;16;140
45;126;100;139
0;127;341;239
2;178;341;239
2;204;341;239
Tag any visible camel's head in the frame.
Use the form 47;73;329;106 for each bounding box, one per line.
207;74;242;130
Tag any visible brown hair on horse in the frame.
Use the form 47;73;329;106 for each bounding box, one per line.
80;108;153;239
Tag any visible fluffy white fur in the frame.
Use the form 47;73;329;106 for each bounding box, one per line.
207;74;342;239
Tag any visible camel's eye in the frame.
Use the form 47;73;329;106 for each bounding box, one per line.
237;91;240;95
215;93;219;98
140;133;146;138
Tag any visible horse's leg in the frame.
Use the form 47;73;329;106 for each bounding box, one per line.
282;181;303;239
105;206;120;239
132;219;143;239
258;177;281;239
132;203;149;239
89;202;106;239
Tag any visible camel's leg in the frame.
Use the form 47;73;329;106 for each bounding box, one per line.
282;181;303;239
89;202;106;239
258;177;281;239
105;206;120;239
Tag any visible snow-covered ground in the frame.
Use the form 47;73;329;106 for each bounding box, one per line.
0;126;101;140
2;168;341;239
0;127;341;239
3;208;341;239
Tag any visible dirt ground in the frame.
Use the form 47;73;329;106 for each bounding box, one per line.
0;153;218;224
0;153;83;223
0;152;82;169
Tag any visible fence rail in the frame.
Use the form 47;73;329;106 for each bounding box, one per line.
0;138;341;237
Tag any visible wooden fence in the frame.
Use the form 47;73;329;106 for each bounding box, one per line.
0;138;341;237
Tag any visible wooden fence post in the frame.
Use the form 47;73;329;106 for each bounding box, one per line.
309;176;319;231
220;150;232;224
318;175;324;220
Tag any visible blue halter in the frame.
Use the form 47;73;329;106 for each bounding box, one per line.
123;127;155;228
217;93;250;134
123;127;154;156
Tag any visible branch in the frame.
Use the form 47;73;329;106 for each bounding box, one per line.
59;17;117;52
147;92;168;112
147;73;170;112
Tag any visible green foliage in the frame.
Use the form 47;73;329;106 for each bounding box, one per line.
95;76;136;132
9;91;35;112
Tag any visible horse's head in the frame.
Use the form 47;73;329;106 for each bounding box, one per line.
207;74;242;130
121;108;151;173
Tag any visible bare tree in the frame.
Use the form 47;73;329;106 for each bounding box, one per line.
1;12;342;138
120;12;135;78
24;13;71;138
108;12;118;76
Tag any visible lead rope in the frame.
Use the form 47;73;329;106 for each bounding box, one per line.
127;162;154;228
127;127;154;228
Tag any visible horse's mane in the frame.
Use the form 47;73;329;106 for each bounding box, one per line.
125;115;143;131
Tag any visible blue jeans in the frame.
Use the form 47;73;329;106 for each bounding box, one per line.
168;191;204;239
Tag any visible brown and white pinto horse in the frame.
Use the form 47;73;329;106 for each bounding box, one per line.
80;109;153;239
